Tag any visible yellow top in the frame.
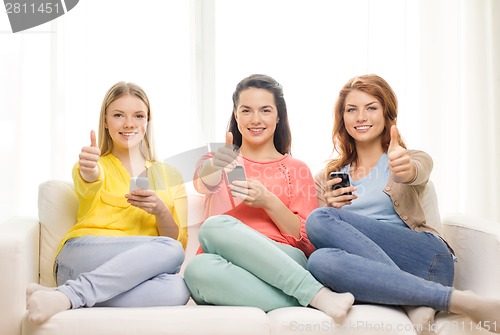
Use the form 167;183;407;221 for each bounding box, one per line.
56;154;188;256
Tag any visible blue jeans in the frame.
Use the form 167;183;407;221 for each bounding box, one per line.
306;207;455;311
55;235;190;308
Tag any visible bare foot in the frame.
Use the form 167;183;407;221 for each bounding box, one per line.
403;306;436;334
450;290;500;334
309;287;355;323
27;289;71;323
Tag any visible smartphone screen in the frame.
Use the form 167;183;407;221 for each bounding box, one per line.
130;176;149;192
329;171;352;195
227;165;246;185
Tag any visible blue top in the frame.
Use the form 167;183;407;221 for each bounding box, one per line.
342;153;407;228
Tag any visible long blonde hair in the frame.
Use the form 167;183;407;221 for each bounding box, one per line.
326;74;406;177
97;81;157;162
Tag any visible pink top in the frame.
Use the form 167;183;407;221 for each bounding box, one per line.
194;153;318;256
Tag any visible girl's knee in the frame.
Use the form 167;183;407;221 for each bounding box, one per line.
307;248;347;281
307;249;326;275
308;206;337;223
306;207;340;242
154;237;185;261
167;275;191;305
145;274;191;306
184;253;224;304
305;211;319;240
184;254;218;286
202;214;236;228
199;215;236;240
198;215;253;252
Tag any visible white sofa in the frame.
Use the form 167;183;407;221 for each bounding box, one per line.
1;179;499;335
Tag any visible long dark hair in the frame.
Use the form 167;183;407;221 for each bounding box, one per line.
227;74;292;154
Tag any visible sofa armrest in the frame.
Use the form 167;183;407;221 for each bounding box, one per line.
0;217;40;335
442;214;500;298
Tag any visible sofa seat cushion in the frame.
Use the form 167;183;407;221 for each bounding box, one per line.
434;312;498;335
22;305;269;335
267;305;417;335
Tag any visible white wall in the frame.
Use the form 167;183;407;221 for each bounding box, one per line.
211;0;422;175
1;0;498;223
419;0;500;220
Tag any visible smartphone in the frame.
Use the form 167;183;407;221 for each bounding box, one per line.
130;176;149;192
329;171;352;195
227;165;246;185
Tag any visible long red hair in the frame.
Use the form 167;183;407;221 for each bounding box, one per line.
325;74;406;177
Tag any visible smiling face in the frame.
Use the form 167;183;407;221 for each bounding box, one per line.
234;87;279;151
343;90;385;147
105;94;148;155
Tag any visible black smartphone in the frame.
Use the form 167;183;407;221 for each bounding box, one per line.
227;165;246;185
329;171;352;195
227;165;247;197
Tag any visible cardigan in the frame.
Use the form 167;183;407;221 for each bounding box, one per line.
315;150;444;238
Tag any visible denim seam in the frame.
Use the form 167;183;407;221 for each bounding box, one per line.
323;210;396;266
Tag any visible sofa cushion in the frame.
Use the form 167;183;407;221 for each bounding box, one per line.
268;305;416;335
38;180;78;286
22;305;269;335
442;216;500;298
422;180;442;233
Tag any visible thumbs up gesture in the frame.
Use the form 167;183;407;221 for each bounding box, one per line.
213;132;239;173
199;132;239;186
387;125;415;183
79;130;101;182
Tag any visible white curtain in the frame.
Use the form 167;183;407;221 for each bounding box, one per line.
419;0;500;221
0;22;52;222
211;0;422;172
207;0;500;222
0;0;202;222
1;0;498;224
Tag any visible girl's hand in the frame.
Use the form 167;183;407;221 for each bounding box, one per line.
230;178;274;209
126;189;169;216
126;189;178;239
212;132;239;173
199;132;239;186
324;177;357;208
231;178;301;238
388;125;416;183
79;130;101;182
